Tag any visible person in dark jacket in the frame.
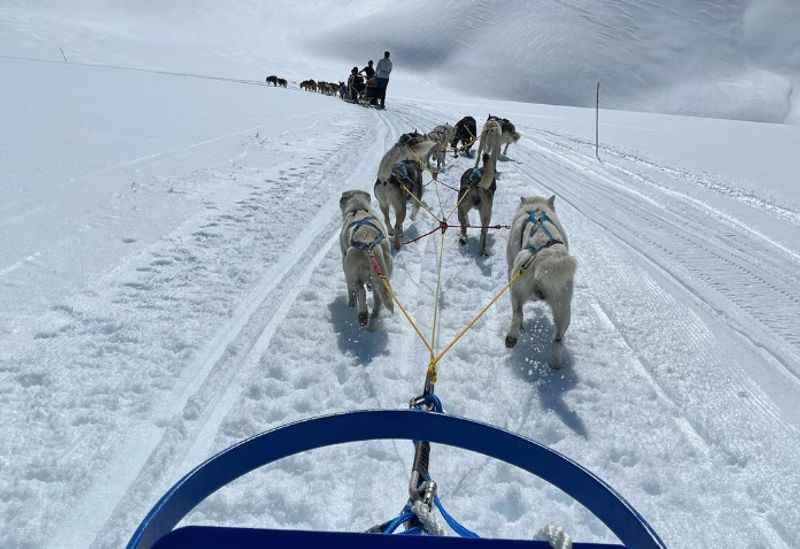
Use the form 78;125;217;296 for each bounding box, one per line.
361;60;378;105
375;51;392;109
347;66;364;101
360;60;375;79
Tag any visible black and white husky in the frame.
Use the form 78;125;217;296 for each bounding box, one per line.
373;159;424;249
505;195;576;367
451;116;477;158
339;190;394;328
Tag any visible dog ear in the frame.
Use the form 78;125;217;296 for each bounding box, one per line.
547;195;556;208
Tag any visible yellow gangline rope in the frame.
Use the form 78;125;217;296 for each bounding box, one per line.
371;142;526;389
429;219;448;359
400;182;441;225
370;254;433;357
427;269;524;379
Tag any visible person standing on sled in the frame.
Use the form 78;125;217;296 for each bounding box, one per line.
361;60;378;106
375;51;392;109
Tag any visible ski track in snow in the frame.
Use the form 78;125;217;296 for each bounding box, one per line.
1;92;799;548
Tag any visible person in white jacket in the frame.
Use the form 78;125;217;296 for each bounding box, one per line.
375;51;392;109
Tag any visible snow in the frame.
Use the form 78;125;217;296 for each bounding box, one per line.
309;0;800;124
2;3;800;549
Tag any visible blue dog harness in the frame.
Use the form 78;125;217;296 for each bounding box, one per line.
524;209;564;255
348;215;385;251
466;167;483;187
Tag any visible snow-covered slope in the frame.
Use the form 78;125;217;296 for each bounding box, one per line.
3;1;799;122
2;4;800;549
309;0;800;123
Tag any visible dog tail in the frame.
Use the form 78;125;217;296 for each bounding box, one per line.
534;253;577;295
370;247;395;314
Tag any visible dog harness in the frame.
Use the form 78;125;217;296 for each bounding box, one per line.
393;161;416;186
390;161;422;199
466;167;483;187
348;215;385;251
524;209;564;255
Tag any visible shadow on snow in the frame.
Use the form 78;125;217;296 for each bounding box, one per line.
506;305;587;439
328;295;389;365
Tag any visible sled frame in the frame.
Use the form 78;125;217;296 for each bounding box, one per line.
128;410;666;549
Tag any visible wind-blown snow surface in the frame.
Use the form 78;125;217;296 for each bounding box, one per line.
2;52;800;548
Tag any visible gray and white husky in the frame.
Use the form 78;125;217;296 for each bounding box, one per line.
339;190;394;328
474;118;503;168
376;131;437;184
505;195;576;368
426;124;454;177
457;153;497;256
374;159;424;249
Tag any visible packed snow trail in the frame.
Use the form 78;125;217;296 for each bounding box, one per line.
2;88;800;548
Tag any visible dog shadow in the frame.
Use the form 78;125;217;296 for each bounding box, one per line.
507;307;587;439
395;224;420;253
328;296;389;365
457;234;496;276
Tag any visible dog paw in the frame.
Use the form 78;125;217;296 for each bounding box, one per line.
458;237;466;246
505;335;518;348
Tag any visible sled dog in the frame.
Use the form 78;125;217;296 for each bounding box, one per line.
266;75;278;86
505;195;576;368
374;159;424;249
457;153;497;256
488;115;522;156
475;118;503;167
426;124;454;177
339;190;394;327
451;116;477;158
376;131;437;185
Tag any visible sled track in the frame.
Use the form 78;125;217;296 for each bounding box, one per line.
44;111;387;549
517;134;800;370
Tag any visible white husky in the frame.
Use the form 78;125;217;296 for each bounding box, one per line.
339;190;394;328
376;131;437;184
474;118;503;168
505;195;577;367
